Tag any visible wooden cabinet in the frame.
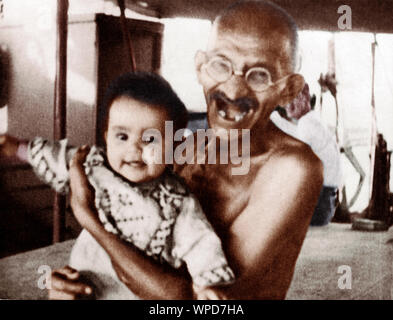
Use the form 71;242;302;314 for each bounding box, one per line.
94;14;163;146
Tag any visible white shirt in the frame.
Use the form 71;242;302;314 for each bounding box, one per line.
270;110;342;188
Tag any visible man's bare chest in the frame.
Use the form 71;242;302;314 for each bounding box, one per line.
190;169;253;230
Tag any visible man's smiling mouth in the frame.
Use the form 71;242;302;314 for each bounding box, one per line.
210;91;257;124
216;99;253;123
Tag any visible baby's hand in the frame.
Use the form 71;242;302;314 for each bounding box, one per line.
0;134;19;158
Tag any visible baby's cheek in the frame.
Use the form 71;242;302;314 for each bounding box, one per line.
106;148;119;168
142;144;163;165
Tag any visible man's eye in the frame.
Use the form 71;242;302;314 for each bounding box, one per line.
116;133;128;141
247;68;271;85
211;59;231;74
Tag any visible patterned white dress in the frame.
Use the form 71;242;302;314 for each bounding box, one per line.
27;137;235;299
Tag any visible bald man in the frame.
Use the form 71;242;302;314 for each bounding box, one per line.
49;0;323;300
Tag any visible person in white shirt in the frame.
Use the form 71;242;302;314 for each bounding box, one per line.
270;84;342;226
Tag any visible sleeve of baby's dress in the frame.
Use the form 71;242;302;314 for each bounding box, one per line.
171;194;235;288
27;137;78;194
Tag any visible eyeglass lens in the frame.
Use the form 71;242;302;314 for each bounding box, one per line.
206;57;271;91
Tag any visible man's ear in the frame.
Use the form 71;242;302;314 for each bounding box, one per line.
194;50;207;84
277;73;305;106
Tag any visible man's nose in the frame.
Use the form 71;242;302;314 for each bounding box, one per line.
220;75;251;101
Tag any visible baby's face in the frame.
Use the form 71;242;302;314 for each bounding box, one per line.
105;96;170;183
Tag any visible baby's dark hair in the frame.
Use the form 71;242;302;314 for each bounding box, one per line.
102;71;188;133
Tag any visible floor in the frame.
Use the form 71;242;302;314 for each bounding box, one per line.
0;223;392;300
286;223;393;299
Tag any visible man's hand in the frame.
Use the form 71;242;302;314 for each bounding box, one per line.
193;284;228;300
69;145;99;229
0;134;19;158
48;266;93;300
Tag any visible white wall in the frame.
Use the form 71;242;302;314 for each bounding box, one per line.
161;18;211;112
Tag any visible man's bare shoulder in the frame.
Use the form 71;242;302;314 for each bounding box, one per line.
252;128;323;194
270;127;322;172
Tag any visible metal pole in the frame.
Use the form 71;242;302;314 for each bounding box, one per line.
368;34;377;204
117;0;137;71
53;0;69;243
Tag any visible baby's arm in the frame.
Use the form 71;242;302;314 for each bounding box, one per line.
0;134;26;159
171;194;235;289
0;134;81;195
27;137;78;194
6;136;77;194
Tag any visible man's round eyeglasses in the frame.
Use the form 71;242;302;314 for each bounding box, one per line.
204;56;273;92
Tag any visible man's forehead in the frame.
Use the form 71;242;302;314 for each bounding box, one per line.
208;26;292;77
210;27;282;49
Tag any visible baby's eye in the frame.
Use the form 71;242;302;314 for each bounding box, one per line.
142;135;157;144
116;133;128;141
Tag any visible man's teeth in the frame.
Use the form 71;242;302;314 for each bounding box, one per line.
235;113;246;122
218;110;226;118
218;109;248;122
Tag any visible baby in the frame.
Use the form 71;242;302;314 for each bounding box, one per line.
0;72;234;299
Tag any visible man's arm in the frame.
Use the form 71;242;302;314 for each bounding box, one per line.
68;147;194;300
